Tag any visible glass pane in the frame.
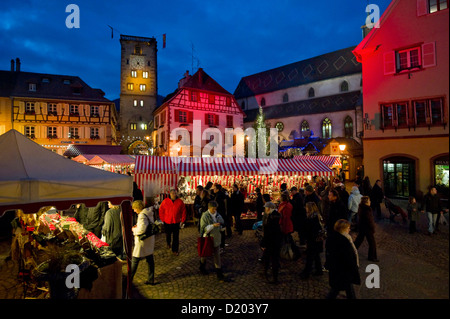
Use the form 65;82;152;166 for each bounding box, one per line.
415;101;427;125
440;0;448;10
398;52;408;69
409;49;420;68
430;99;442;124
397;103;408;126
383;105;393;126
430;0;438;12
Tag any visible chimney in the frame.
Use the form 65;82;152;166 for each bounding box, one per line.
178;70;191;88
10;59;15;72
15;58;21;72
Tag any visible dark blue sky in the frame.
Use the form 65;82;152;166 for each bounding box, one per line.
0;0;391;100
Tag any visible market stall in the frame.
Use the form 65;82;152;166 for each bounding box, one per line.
294;155;342;168
87;154;135;174
0;129;134;299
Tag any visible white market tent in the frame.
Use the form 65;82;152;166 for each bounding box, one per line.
0;129;133;214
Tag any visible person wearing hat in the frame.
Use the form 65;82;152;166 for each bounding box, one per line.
260;201;283;284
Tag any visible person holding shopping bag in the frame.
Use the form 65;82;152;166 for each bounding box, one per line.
199;201;226;281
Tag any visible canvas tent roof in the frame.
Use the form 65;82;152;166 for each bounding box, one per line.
0;129;133;214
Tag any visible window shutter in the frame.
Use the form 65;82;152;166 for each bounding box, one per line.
383;51;396;75
57;127;63;138
19;102;25;114
174;109;180;122
417;0;428;16
422;42;436;68
79;105;85;117
63;104;69;116
188;111;193;123
41;103;47;115
215;114;219;126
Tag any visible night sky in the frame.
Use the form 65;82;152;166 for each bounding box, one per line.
0;0;391;101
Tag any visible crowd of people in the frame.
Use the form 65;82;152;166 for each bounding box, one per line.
126;175;448;299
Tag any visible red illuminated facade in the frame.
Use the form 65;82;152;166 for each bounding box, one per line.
353;0;449;198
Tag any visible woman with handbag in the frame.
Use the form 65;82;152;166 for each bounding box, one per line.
300;202;325;279
199;201;226;281
131;200;156;285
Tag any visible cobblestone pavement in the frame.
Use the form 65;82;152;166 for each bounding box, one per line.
0;202;448;300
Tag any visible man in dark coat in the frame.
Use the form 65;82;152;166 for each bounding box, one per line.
255;188;264;221
304;185;320;206
325;219;360;299
229;184;245;235
354;197;378;262
75;201;109;238
421;186;444;235
290;186;306;245
325;189;348;234
370;180;384;220
101;202;123;258
260;202;283;284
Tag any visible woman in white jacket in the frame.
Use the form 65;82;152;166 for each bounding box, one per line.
131;200;156;285
348;186;362;225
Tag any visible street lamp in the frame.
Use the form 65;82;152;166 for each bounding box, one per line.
339;144;346;151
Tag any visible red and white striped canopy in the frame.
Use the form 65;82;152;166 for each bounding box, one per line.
176;157;260;176
259;158;334;177
294;155;342;167
135;156;178;174
88;155;135;166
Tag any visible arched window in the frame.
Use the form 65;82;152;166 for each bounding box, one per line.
344;116;353;138
301;120;310;132
260;97;266;107
322;118;332;138
340;80;349;92
308;87;315;98
282;93;289;103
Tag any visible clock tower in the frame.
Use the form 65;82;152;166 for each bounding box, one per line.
119;34;157;154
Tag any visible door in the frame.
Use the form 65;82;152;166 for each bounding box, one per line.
383;157;415;198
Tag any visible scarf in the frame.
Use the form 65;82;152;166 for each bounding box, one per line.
342;232;360;267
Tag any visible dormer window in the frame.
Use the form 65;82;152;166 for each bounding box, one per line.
42;78;49;83
29;83;36;92
63;79;71;85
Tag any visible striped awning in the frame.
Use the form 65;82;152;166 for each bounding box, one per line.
294;155;342;167
175;157;260;176
88;155;135;166
134;156;178;174
265;158;334;176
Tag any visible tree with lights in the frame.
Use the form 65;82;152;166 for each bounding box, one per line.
249;106;270;157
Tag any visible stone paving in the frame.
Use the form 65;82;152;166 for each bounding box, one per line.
0;201;448;300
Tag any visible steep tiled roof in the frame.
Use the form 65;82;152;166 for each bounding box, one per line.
244;91;361;122
234;46;361;99
0;70;111;103
183;68;231;95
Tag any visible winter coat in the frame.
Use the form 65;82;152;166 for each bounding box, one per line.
132;207;155;258
407;202;419;222
304;213;324;253
357;204;376;234
348;188;363;213
290;192;306;231
325;200;348;233
200;210;225;247
325;231;361;289
370;184;384;205
278;201;294;234
422;193;443;214
229;191;245;217
211;190;228;217
159;197;187;225
101;207;123;256
260;210;283;252
75;201;108;238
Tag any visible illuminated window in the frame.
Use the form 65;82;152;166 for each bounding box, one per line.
131;70;137;78
301;120;310;132
139;84;146;92
381;102;409;128
127;83;134;90
429;0;448;13
25;102;35;114
47;127;57;138
25;126;35;138
47;103;57;115
190;90;199;102
344;116;353;138
340;81;349;92
141;123;148;130
308;87;315;98
133;100;138;107
396;47;421;72
322;118;332;138
140;100;144;107
130;123;137;131
143;71;149;78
